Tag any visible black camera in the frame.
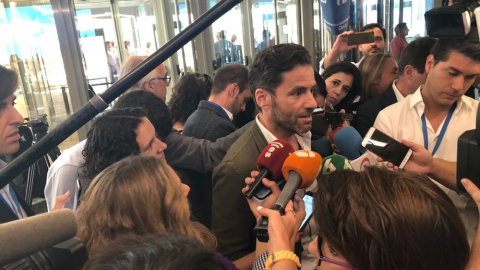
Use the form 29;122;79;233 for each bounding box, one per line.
457;106;480;192
324;111;353;124
425;0;480;38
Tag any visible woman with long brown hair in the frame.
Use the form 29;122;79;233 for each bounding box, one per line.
76;155;216;253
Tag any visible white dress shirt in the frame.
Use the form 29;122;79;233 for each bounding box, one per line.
374;87;479;244
391;80;406;102
44;140;86;211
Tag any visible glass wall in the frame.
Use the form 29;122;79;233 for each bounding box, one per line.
251;0;275;55
75;1;118;93
210;0;245;69
0;0;78;149
276;0;298;45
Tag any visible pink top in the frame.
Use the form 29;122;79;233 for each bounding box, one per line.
390;35;408;60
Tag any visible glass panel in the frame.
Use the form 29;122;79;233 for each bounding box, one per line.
118;0;157;57
393;0;400;26
171;0;195;74
276;0;298;44
210;0;245;69
74;0;119;93
404;0;431;41
0;0;78;150
251;0;275;55
363;0;378;24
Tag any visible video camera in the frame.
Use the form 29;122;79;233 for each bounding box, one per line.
457;106;480;192
425;0;480;38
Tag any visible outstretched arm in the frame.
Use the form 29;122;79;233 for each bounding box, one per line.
165;122;252;173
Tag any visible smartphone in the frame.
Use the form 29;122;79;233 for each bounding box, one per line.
361;127;412;169
254;178;287;200
298;192;314;232
347;31;375;46
324;111;353;124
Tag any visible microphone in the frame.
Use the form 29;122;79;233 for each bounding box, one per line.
331;126;366;160
320;154;353;175
0;209;78;265
245;140;294;199
255;150;322;242
349;150;379;172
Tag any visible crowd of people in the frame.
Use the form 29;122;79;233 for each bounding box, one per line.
1;17;480;270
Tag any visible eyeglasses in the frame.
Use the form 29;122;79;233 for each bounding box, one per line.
317;237;353;269
149;75;171;84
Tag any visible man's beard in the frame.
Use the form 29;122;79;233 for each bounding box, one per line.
270;97;312;135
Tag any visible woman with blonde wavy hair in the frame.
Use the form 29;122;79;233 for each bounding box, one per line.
76;155;216;253
358;53;398;102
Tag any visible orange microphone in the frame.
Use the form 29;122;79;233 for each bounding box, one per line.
255;150;322;242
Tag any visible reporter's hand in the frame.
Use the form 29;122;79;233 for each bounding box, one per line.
323;31;357;69
52;191;71;211
376;139;432;173
257;201;297;253
331;31;357;54
242;170;281;220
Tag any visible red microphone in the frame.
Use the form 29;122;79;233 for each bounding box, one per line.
255;150;322;242
245;140;294;199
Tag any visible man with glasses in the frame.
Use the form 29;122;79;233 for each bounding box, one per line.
118;55;170;101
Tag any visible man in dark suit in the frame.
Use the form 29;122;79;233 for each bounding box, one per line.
212;44;317;269
0;65;34;223
183;63;250;141
181;64;250;228
355;37;436;137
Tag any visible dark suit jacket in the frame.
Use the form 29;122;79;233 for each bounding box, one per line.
181;101;237;228
355;86;398;137
211;121;268;260
183;101;237;142
0;161;34;223
0;186;34;224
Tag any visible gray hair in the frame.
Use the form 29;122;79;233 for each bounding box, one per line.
118;55;161;93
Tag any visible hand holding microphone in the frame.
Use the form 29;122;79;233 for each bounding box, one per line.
255;150;322;242
242;170;282;220
244;140;294;199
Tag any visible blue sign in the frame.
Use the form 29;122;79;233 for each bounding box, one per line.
321;0;351;35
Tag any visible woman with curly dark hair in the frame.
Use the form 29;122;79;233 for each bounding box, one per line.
78;108;167;199
168;73;212;132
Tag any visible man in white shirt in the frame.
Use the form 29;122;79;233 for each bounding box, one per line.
212;44;317;269
319;23;386;73
374;38;480;244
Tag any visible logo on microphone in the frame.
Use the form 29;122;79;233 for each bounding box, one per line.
265;141;285;158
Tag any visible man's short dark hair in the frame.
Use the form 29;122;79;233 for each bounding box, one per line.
431;38;480;64
83;234;227;270
0;65;18;101
211;64;249;95
394;23;407;35
249;43;311;109
361;23;386;40
398;37;436;75
114;91;172;139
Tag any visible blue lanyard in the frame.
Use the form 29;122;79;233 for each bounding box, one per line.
421;103;456;156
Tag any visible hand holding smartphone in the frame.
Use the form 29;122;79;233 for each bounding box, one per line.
298;192;314;232
347;31;375;46
361;127;412;169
